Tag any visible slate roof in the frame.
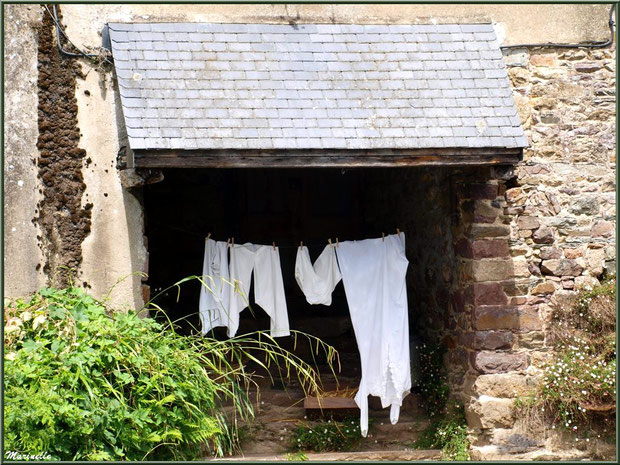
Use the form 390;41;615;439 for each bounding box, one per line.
108;22;527;151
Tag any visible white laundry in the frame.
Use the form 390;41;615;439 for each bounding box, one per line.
336;233;411;437
198;238;231;335
295;244;342;305
227;243;290;338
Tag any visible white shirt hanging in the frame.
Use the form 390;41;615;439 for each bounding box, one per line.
336;233;411;437
295;244;342;306
198;238;231;336
227;243;290;338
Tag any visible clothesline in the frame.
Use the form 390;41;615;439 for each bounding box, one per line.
152;222;403;248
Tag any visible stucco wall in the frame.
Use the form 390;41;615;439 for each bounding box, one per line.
3;4;45;298
3;3;614;309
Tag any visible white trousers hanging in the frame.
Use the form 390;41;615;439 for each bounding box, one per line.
295;245;341;306
228;243;290;338
199;238;231;336
336;233;411;437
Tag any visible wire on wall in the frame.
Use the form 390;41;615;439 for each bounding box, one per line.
43;4;112;64
501;5;615;50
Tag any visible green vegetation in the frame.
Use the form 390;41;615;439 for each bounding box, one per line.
4;286;334;460
412;342;470;460
513;276;616;443
532;277;615;436
416;343;450;418
413;402;470;461
290;417;364;452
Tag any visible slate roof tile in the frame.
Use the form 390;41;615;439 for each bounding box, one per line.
109;22;526;151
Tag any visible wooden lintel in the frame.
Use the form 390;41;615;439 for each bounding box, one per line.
134;148;522;169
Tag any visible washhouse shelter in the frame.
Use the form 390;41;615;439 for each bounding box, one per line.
108;20;526;418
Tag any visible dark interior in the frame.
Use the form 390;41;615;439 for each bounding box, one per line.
144;167;457;386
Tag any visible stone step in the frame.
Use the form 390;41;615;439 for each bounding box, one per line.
213;449;441;461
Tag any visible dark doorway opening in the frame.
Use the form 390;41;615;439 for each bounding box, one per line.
144;167;459;387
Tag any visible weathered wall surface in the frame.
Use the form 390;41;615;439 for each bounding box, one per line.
3;4;45;298
75;52;146;311
449;46;616;460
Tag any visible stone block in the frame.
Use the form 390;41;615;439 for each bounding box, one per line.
570;196;600;215
563;248;583;259
473;330;514;350
471;259;514;282
473;351;529;374
591;220;614;238
470;224;511;239
562;279;575;289
471;282;508;305
513;258;532;278
472;240;510;259
540;246;561;260
585;248;605;277
503;48;528;68
475;396;516;428
540;259;584;277
530;53;558;67
574;61;603;73
474;201;502;223
474;373;536;397
475;305;541;331
501;279;535;296
517;216;540;230
531;281;556;295
517;331;545;349
505;186;524;201
528;263;542;277
457;183;498;201
532;226;554;244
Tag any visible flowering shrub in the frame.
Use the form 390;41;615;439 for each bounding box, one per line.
290;417;364;452
535;277;616;436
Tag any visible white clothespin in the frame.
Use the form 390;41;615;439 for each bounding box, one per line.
396;228;401;237
300;241;303;249
207;232;211;240
328;238;332;248
382;232;385;241
226;238;230;248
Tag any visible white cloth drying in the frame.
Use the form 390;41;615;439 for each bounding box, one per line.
227;243;290;338
336;233;411;437
295;245;342;305
198;238;231;335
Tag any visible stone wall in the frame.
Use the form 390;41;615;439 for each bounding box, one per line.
447;45;616;460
